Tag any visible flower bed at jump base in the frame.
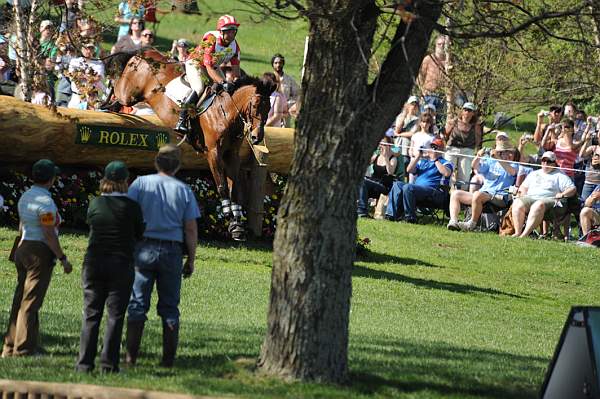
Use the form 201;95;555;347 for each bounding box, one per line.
0;166;286;240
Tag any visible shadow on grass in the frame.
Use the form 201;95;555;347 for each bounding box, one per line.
203;237;273;253
350;337;547;399
358;251;441;267
353;264;522;298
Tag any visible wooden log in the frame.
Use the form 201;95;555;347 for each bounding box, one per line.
0;96;294;174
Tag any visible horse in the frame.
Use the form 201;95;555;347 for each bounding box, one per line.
105;49;276;241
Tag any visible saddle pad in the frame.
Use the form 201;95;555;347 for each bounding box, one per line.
165;76;193;106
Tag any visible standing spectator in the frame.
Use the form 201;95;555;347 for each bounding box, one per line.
263;72;288;128
541;119;582;179
170;38;190;63
417;35;447;122
115;0;145;39
2;159;73;357
271;53;299;120
511;151;576;238
444;102;482;190
579;127;600;201
59;0;81;33
39;20;58;60
580;186;600;236
125;144;200;368
111;17;144;54
409;114;436;158
75;161;144;373
447;141;517;231
394;95;421;167
533;105;563;143
385;138;453;223
67;42;105;109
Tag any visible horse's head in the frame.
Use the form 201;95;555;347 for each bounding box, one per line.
234;75;277;144
107;49;177;107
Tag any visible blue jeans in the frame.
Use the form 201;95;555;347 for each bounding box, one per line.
127;239;183;326
582;182;600;202
357;177;389;216
385;181;447;221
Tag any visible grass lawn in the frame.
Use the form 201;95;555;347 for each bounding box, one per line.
0;219;598;398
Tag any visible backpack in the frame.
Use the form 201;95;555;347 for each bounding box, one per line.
582;229;600;247
479;212;500;232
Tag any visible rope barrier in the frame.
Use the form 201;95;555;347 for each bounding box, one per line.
378;141;598;175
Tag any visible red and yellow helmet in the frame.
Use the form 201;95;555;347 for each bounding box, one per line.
217;15;240;31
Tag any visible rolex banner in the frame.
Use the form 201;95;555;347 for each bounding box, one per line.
75;124;170;152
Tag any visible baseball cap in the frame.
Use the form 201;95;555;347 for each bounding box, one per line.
82;41;96;48
39;20;54;32
157;144;182;161
104;161;129;181
32;159;60;181
407;95;419;104
424;103;436;112
462;102;477;111
431;137;445;150
494;141;514;152
541;151;556;162
495;131;509;140
177;38;189;48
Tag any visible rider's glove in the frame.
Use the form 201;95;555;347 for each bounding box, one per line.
211;82;224;93
222;82;235;94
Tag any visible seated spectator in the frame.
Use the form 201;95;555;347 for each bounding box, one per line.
533;105;563;143
444;102;482;190
357;136;399;218
115;0;145;39
447;141;517;231
469;130;512;192
511;151;576;238
140;29;154;47
170;38;189;63
67;42;105;109
580;186;600;236
385;137;453;223
111;17;144;54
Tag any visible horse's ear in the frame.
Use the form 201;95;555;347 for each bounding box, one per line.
259;76;277;96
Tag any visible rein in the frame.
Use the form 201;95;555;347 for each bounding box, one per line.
226;89;263;135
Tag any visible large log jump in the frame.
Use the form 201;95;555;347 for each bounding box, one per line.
0;96;294;174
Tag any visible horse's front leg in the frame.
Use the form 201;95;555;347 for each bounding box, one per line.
224;142;246;241
206;144;232;218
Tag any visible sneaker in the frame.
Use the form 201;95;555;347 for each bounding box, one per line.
458;220;477;231
447;220;460;231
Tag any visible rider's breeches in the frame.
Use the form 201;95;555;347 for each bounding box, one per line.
185;60;206;96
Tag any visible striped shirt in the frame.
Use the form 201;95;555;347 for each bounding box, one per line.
554;142;578;177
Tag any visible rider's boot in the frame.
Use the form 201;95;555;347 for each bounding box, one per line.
174;91;199;134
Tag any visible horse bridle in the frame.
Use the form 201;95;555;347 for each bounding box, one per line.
226;91;266;135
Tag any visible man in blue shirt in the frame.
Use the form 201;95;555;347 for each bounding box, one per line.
385;138;453;223
125;144;200;368
580;185;600;236
447;142;517;231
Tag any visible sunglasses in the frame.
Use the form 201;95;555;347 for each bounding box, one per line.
143;33;154;38
541;159;555;163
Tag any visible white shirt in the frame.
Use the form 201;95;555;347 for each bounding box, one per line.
68;57;105;94
522;169;574;200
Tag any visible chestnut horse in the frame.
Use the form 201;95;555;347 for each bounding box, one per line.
107;49;275;240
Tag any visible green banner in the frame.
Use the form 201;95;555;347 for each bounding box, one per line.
75;124;170;152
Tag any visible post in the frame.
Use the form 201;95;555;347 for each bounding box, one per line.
246;157;269;237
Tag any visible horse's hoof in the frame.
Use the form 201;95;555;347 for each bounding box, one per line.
232;233;246;242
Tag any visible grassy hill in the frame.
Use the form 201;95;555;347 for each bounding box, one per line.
0;220;598;398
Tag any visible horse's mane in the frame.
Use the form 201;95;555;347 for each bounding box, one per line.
234;74;277;97
104;48;170;79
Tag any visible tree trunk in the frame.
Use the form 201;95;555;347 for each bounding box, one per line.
259;0;441;383
12;0;38;102
589;2;600;64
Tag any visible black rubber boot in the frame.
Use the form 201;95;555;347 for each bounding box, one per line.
160;321;179;368
125;320;145;366
174;91;199;134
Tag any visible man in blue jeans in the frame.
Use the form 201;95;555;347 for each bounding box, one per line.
125;144;200;368
386;138;453;223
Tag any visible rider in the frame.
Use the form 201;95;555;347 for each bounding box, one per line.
174;15;241;135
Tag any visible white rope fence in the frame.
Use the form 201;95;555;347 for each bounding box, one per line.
379;141;596;175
